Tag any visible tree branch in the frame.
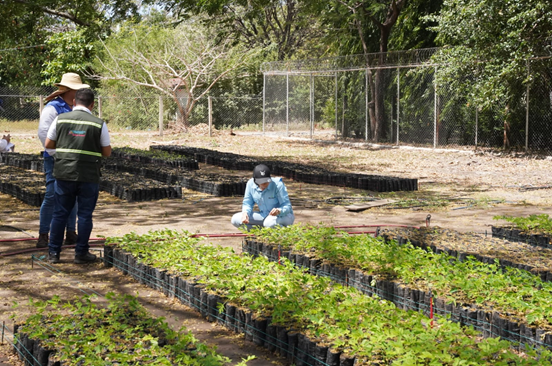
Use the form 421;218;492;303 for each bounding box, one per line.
10;0;91;26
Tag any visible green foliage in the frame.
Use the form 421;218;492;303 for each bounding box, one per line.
18;293;234;365
159;0;324;61
41;29;95;87
251;224;552;329
428;0;552;110
96;85;163;130
105;229;552;364
389;0;443;50
494;214;552;234
0;0;141;87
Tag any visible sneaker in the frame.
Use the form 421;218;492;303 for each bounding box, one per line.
48;252;60;264
36;233;49;248
64;231;78;246
74;252;97;264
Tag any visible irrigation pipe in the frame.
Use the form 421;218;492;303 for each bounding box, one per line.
0;223;426;257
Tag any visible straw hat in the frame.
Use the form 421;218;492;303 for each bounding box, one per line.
45;73;90;102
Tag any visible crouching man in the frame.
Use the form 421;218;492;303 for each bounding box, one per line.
231;164;295;231
45;88;112;264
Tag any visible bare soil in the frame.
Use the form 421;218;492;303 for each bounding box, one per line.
2;126;552;364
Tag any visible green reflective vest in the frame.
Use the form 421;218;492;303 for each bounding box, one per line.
53;110;105;183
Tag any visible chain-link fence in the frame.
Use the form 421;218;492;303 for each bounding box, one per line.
262;50;552;151
0;86;262;133
2;51;551;150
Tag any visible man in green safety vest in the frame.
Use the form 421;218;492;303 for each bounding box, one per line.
44;88;112;264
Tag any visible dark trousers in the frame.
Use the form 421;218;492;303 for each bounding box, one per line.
48;180;99;255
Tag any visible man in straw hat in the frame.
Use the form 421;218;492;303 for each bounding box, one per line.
37;73;90;248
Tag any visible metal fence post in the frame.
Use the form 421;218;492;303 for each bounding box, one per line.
365;69;369;141
396;68;400;146
335;72;338;140
159;96;163;137
434;67;438;148
208;96;212;137
310;73;314;140
286;73;289;137
526;60;530;151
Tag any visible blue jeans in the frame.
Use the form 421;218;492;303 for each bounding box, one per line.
48;180;99;255
39;155;77;234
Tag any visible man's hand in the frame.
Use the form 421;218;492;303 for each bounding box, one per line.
2;134;10;143
269;208;281;216
242;212;250;224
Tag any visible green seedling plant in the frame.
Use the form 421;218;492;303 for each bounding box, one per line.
17;293;246;365
494;214;552;234
105;229;552;365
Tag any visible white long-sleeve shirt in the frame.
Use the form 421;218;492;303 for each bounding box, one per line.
38;104;61;156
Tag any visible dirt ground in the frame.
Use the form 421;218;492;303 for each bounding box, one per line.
2;127;552;365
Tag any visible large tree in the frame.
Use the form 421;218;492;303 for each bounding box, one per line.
93;21;257;131
0;0;141;86
152;0;323;61
429;0;552;148
318;0;443;141
322;0;406;142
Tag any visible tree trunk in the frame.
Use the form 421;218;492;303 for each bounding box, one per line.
171;92;191;132
363;0;405;143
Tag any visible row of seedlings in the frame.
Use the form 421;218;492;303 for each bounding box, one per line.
0;151;44;172
104;159;247;197
491;214;552;249
103;229;551;365
13;293;245;366
0;166;44;206
151;145;418;192
379;226;552;282
103;158;189;185
111;146;200;169
243;224;552;351
1;151;240;201
1;153;183;203
100;171;182;202
178;173;247;197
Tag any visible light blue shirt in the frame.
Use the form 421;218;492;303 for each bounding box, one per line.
242;177;293;218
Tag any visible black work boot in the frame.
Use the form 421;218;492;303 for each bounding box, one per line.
74;252;97;264
36;233;49;248
48;252;60;264
64;231;78;246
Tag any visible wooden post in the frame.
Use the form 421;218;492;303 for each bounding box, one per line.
39;95;44;114
98;96;102;118
159;96;164;136
208;96;212;137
